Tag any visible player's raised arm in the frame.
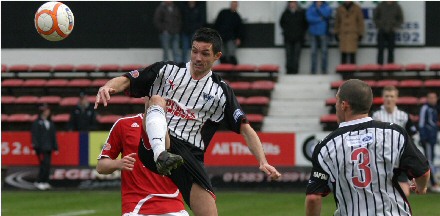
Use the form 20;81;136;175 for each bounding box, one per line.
94;76;130;109
240;123;281;180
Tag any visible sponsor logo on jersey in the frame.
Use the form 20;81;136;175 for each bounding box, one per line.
203;92;214;102
129;70;139;78
346;133;373;147
166;99;196;120
233;109;244;123
131;122;140;128
313;171;328;180
169;79;175;90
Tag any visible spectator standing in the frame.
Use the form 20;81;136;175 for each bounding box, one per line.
373;1;403;65
154;1;182;62
334;1;364;64
306;79;430;216
371;86;418;197
67;92;97;131
214;1;243;65
279;1;308;74
306;1;332;74
181;1;204;63
31;104;58;190
419;91;440;192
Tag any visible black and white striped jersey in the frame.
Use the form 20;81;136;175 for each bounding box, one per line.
372;105;417;136
124;61;246;151
306;117;429;216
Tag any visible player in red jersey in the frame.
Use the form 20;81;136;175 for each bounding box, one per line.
96;111;188;216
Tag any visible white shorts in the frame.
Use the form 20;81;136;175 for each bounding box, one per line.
123;210;189;216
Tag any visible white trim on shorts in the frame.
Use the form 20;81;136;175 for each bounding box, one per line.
123;189;188;216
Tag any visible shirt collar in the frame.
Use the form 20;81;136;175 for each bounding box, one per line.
339;117;373;128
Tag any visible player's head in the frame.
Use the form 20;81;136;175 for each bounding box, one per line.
336;79;373;123
382;85;398;111
191;28;223;75
38;103;51;118
426;91;438;106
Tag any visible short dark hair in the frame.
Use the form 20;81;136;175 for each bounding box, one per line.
339;79;373;115
192;27;223;54
382;85;399;96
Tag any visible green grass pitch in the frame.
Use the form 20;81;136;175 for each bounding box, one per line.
2;190;440;215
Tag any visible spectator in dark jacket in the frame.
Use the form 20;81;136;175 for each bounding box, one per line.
280;1;308;74
214;1;243;65
154;1;182;62
31;103;58;190
373;1;403;64
68;92;97;131
181;1;204;62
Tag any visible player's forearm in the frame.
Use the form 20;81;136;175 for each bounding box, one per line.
415;170;430;194
103;76;130;93
96;158;121;174
241;124;268;164
305;194;322;216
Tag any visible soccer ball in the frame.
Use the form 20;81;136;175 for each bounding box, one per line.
34;2;74;41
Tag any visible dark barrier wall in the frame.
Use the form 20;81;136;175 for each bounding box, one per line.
2;1;440;48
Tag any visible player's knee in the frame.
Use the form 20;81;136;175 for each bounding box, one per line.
149;95;166;109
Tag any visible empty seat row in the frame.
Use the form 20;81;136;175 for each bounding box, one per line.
1;64;148;73
336;63;440;73
330;79;440;89
2;78;110;87
212;64;279;73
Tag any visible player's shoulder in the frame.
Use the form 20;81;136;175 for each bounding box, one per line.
113;114;143;127
372;119;406;133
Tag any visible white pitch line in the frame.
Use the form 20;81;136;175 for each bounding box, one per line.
49;210;96;216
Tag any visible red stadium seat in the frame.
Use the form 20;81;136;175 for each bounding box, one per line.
397;97;419;105
2;114;8;122
8;114;32;122
246;114;264;123
53;64;75;72
212;64;235;72
373;97;384;105
234;64;257;73
245;96;270;105
2;64;8;72
22;79;46;87
363;80;377;87
358;64;381;72
108;96;130;104
251;80;275;90
1;96;15;104
429;63;440;72
229;81;251;90
45;79;69;87
381;63;403;72
398;79;423;88
91;79;110;87
120;64;146;72
330;80;344;89
15;96;39;104
419;97;427;104
38;96;61;104
2;79;24;87
98;64;120;72
97;115;122;124
325;98;337;106
60;97;79;106
424;79;440;87
336;64;357;73
52;114;70;122
375;79;399;88
68;79;92;87
30;64;52;72
75;64;97;72
257;64;279;73
129;98;145;105
405;63;426;72
236;96;246;104
8;64;30;72
320;114;337;123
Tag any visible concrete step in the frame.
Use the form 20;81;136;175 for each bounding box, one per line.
268;101;329;117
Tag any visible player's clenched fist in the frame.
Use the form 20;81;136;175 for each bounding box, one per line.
120;153;137;171
259;163;281;180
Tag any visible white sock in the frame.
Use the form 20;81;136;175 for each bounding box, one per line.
145;105;167;162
